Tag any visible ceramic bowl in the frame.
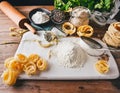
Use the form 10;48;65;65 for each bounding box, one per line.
29;8;51;26
50;9;65;25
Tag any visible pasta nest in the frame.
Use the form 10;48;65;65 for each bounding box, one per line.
23;62;37;75
103;22;120;48
95;60;109;74
28;54;40;63
62;22;76;35
37;58;47;71
16;54;28;64
1;53;48;86
4;57;23;73
1;69;18;86
77;25;94;37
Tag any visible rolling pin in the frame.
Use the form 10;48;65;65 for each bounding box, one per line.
0;1;36;34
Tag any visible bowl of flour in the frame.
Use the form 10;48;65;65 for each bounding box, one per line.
29;8;51;26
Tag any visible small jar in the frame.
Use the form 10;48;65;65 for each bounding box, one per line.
70;17;89;27
69;6;90;27
90;11;107;27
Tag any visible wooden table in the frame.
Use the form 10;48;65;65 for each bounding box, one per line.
0;6;120;93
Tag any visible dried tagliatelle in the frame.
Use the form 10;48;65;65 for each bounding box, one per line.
4;57;15;68
8;60;23;73
62;22;76;35
9;27;28;37
1;69;19;86
1;53;48;86
103;22;120;48
23;62;37;75
37;58;47;71
95;60;109;74
4;57;23;73
28;54;40;63
77;25;94;37
1;56;23;86
16;54;28;64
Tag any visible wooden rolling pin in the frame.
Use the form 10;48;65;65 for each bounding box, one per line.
0;1;36;34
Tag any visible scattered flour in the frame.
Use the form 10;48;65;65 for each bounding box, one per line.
54;41;87;68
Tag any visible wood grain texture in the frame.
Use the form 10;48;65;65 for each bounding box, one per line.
0;6;120;93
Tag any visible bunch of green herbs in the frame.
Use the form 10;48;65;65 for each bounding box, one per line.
54;0;114;12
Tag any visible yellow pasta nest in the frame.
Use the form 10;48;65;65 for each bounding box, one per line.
28;54;40;63
16;54;28;64
8;60;23;73
23;62;37;75
4;57;14;68
95;60;109;74
4;57;23;73
1;53;48;86
62;22;94;37
62;22;76;35
1;69;18;86
77;25;94;37
103;22;120;48
37;58;47;71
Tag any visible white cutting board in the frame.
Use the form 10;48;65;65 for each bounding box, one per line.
15;27;119;80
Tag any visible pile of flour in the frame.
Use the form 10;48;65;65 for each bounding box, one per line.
32;11;49;24
54;41;87;68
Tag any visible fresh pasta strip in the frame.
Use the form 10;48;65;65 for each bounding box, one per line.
77;25;94;37
95;60;109;74
28;54;40;63
37;41;54;48
37;58;47;71
1;69;18;86
23;62;37;75
16;54;28;64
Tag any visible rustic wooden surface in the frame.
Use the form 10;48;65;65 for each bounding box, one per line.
0;6;120;93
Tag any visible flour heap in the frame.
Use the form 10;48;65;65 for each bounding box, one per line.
55;41;87;68
32;11;49;24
